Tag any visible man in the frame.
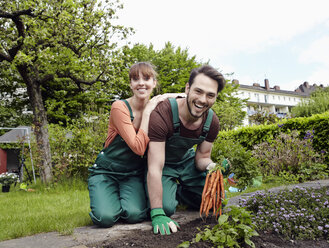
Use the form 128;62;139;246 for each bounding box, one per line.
146;65;226;235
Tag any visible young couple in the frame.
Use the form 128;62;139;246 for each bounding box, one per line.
88;62;226;235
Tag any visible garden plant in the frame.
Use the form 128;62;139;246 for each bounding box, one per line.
240;186;329;241
179;205;259;248
0;172;19;186
252;130;328;182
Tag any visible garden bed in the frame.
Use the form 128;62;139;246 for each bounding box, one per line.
91;217;329;248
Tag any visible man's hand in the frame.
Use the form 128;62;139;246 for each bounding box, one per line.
206;162;216;171
150;208;180;235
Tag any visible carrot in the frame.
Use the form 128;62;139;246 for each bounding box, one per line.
200;173;210;217
216;171;220;218
200;167;225;219
210;171;218;215
205;196;213;216
220;172;225;200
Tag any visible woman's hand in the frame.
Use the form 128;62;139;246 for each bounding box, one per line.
144;93;186;115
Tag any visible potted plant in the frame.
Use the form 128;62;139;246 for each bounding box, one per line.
0;172;19;192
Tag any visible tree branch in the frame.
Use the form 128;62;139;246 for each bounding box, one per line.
0;9;36;61
57;71;106;90
0;52;12;62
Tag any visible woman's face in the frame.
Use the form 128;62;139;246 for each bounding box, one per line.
130;72;156;99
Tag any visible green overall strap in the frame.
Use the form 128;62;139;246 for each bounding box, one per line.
200;109;213;139
122;99;134;121
168;98;180;136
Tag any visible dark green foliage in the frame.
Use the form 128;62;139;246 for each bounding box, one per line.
212;137;260;189
217;112;329;163
28;113;108;181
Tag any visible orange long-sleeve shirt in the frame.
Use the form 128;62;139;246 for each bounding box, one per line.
104;100;150;156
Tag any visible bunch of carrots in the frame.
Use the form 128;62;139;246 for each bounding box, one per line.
199;167;225;219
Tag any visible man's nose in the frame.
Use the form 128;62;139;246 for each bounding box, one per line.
199;94;207;103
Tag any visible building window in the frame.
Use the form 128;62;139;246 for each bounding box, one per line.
278;96;281;100
264;95;268;103
273;95;275;100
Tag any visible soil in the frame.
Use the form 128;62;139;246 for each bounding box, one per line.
90;218;329;248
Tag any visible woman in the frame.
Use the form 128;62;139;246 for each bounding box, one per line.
88;62;181;227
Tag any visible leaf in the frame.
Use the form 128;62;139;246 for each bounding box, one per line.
218;214;229;225
244;238;255;248
176;241;190;248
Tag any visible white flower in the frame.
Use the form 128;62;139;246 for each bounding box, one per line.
0;172;19;186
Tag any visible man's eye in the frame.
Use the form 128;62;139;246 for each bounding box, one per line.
143;76;150;81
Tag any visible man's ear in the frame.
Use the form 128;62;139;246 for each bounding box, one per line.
185;82;190;94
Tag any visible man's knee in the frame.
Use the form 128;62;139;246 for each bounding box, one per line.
124;207;147;223
89;209;119;227
163;201;177;217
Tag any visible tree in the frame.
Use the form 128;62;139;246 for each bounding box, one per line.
0;0;131;182
115;42;201;98
0;64;32;127
292;87;329;117
213;81;247;130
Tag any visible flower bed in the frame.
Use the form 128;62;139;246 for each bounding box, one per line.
240;186;329;240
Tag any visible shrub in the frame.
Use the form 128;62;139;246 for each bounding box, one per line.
212;137;260;189
217;112;329;163
252;130;328;182
28;113;108;181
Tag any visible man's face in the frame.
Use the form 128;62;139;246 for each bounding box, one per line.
185;73;218;119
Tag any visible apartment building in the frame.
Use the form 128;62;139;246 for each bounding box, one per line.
234;79;322;126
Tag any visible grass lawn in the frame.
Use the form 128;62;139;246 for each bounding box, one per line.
0;179;92;241
0;176;306;242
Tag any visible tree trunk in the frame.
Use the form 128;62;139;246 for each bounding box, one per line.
18;65;53;183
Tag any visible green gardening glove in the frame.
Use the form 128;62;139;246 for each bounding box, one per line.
150;208;180;235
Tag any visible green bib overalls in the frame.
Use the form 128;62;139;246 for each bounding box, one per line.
88;100;148;227
160;98;213;216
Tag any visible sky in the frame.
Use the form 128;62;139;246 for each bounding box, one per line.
114;0;329;91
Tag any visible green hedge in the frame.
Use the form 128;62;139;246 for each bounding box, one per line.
216;111;329;160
